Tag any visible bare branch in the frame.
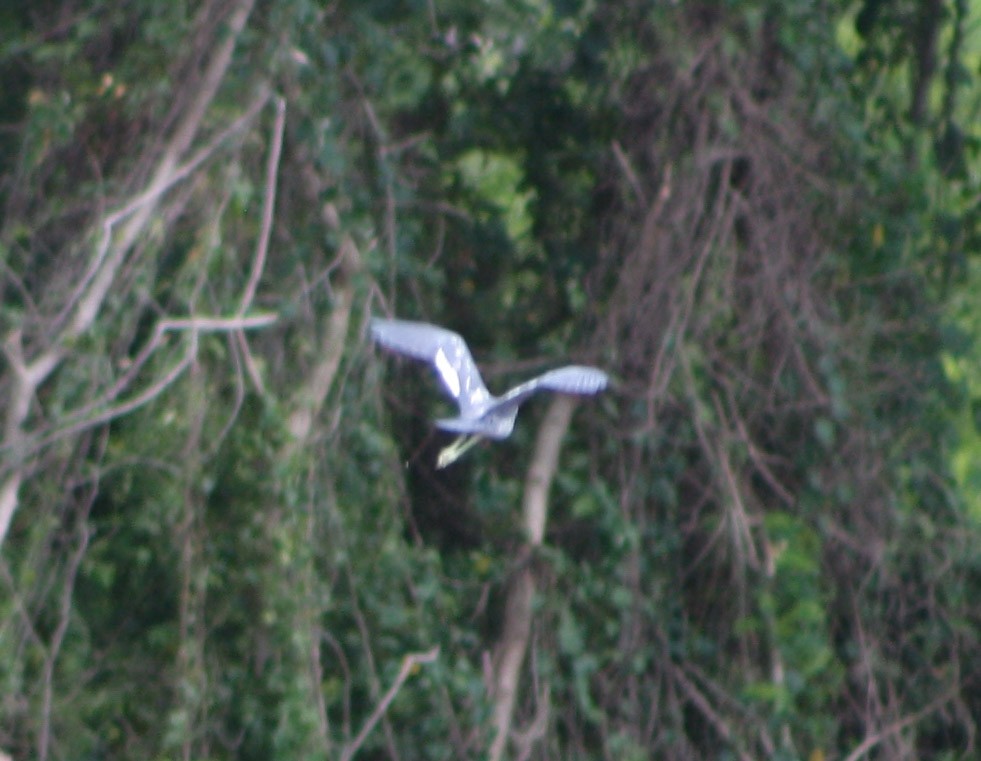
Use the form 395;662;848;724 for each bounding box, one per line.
38;453;99;761
37;335;199;451
0;0;261;550
160;314;278;333
239;95;285;314
21;313;276;458
0;476;22;551
235;94;286;394
344;565;401;761
611;139;647;205
670;663;754;761
59;88;271;336
68;0;259;341
842;688;959;761
512;684;550;761
339;646;440;761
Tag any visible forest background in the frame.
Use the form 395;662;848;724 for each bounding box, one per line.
2;0;981;759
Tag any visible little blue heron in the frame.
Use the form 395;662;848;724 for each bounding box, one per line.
371;318;608;467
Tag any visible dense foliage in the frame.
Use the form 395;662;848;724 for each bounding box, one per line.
2;1;981;759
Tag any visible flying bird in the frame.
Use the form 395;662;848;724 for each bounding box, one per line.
371;318;608;467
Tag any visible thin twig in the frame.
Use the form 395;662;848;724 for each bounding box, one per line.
611;139;647;204
235;94;285;394
39;334;199;450
322;627;353;743
343;563;402;761
58;89;271;335
10;313;278;459
38;454;99;761
239;95;285;314
159;314;278;332
339;646;440;761
670;663;754;761
842;688;959;761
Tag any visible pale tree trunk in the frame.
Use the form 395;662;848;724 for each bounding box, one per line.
271;149;365;757
489;395;577;761
277;74;367;453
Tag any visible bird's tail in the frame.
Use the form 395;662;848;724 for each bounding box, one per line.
435;417;487;435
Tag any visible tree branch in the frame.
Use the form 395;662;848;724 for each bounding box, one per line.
0;0;259;550
38;457;99;761
489;395;576;761
69;0;258;340
239;95;285;314
339;646;440;761
842;688;958;761
59;87;270;337
284;225;363;448
669;662;755;761
23;313;277;456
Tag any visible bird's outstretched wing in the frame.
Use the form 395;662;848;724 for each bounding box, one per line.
491;365;609;415
371;318;491;415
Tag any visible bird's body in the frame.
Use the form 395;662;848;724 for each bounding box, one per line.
371;318;608;466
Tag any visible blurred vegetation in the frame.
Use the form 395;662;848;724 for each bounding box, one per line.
2;0;981;759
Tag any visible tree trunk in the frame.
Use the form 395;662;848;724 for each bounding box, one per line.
489;395;577;761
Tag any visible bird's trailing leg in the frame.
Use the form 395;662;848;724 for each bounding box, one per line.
436;434;483;469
